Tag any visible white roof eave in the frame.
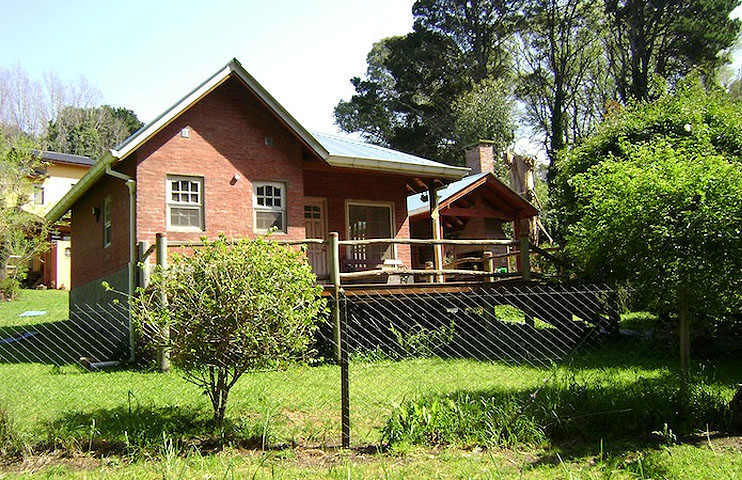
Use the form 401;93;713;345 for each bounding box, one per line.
326;154;468;180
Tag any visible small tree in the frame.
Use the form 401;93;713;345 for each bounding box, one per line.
133;235;326;428
0;131;48;300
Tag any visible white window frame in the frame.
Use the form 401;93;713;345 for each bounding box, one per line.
166;175;205;231
344;200;397;262
103;196;112;248
253;181;287;234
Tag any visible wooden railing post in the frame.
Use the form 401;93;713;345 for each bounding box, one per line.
483;251;494;283
155;233;170;373
424;261;434;283
520;235;531;282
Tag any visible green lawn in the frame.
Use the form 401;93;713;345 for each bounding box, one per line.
0;289;69;327
0;289;740;479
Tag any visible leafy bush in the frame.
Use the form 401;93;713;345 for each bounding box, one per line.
554;77;742;324
0;277;19;301
133;235;327;429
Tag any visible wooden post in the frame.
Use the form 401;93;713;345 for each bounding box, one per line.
329;232;341;362
483;251;494;283
137;241;150;288
679;286;690;379
424;261;434;283
329;232;350;448
428;182;444;283
520;234;531;282
155;233;170;373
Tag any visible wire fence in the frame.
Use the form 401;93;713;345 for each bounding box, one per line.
0;282;628;450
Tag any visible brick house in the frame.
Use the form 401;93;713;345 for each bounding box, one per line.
46;59;467;310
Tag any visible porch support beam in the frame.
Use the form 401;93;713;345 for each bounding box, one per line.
441;206;514;219
428;180;444;283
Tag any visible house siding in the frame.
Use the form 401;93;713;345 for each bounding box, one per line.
135;77;306;248
70;174;131;300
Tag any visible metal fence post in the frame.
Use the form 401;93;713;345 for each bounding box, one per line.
329;232;350;448
155;233;170;373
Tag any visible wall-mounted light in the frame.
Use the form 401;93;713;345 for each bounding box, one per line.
181;127;190;138
420;192;429;203
233;173;241;181
92;206;101;222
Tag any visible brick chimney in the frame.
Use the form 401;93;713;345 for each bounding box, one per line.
464;141;495;175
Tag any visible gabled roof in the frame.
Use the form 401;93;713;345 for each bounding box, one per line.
407;172;538;220
46;58;467;224
32;150;94;167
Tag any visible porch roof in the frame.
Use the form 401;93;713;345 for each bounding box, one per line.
407;172;538;221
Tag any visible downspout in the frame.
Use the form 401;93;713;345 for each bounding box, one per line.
105;167;136;363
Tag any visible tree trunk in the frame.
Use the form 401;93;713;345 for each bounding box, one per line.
731;385;742;430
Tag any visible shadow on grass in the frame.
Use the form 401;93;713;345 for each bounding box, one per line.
0;319;128;366
43;403;276;456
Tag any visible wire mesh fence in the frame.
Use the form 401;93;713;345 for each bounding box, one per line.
2;282;740;453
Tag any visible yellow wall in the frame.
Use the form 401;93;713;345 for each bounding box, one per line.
25;163;89;216
52;240;72;290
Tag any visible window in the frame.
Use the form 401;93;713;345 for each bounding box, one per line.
32;186;44;206
103;196;112;248
346;202;395;266
166;176;204;230
253;182;286;233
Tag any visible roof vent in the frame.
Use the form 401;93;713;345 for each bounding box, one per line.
180;128;190;138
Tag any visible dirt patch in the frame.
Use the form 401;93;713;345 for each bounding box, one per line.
1;452;104;474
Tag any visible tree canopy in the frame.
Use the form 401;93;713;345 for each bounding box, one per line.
555;78;742;323
43;105;143;160
335;0;741;168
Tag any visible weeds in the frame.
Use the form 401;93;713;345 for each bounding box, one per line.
382;370;732;449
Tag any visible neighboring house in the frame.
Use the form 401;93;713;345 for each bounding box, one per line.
45;58;468;310
407;142;538;269
25;151;94;289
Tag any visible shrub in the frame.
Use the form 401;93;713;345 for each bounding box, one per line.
133;234;327;429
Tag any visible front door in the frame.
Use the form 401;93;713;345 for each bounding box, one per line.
304;199;328;278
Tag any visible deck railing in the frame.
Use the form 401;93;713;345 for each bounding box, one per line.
137;233;560;289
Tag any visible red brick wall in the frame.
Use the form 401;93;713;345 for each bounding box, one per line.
303;166;412;267
135;77;306;248
70;175;131;288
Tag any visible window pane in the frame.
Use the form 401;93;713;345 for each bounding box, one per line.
191;182;198;192
257;186;264;196
190;194;198;203
274;198;281;207
256;211;283;231
170;207;201;228
265;186;273;196
265;198;273;207
348;204;393;261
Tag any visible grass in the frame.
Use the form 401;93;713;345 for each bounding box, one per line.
0;289;740;479
0;289;68;327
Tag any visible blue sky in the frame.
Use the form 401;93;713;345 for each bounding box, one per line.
2;1;741;148
1;0;415;133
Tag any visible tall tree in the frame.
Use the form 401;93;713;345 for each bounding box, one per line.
0;64;102;137
517;0;610;172
411;0;524;81
335;0;521;164
43;105;143;159
605;0;741;101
